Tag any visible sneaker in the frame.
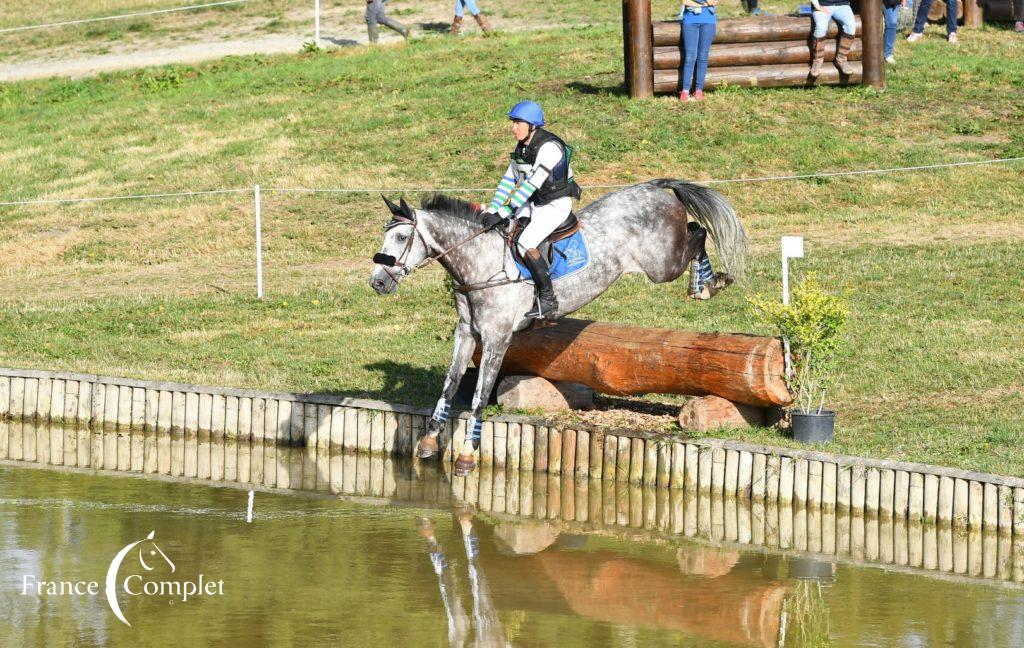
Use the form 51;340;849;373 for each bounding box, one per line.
1015;21;1024;32
693;89;705;100
885;55;896;64
948;31;957;44
906;31;923;42
679;90;690;101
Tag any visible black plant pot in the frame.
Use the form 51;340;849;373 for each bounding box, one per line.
791;410;835;444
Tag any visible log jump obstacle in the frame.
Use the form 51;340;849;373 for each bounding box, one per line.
622;0;885;97
482;318;793;432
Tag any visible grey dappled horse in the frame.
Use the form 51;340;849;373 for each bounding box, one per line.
370;179;747;475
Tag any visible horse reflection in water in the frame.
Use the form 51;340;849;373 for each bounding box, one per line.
415;502;791;647
417;509;508;647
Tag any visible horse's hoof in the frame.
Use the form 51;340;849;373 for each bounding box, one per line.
454;453;477;476
710;272;735;290
416;516;436;538
416;435;439;459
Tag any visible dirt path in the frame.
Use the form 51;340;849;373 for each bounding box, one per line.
0;4;585;82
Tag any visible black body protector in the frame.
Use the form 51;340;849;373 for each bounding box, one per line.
510;128;582;206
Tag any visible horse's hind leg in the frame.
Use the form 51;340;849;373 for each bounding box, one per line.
417;319;476;459
454;334;512;476
685;222;734;300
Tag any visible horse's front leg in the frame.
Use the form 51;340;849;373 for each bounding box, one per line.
416;317;477;459
454;334;512;476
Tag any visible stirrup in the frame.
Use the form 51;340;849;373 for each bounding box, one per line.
526;296;558;320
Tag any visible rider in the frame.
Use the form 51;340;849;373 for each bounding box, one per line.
481;100;581;320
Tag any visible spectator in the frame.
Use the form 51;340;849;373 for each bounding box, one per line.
809;0;856;78
678;0;718;101
883;0;904;63
364;0;412;44
906;0;958;43
451;1;492;35
1015;0;1023;32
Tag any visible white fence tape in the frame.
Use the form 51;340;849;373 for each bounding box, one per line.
2;156;1021;207
0;0;253;35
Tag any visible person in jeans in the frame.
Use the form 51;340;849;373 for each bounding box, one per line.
364;0;411;44
809;0;856;78
451;0;492;35
678;0;718;101
883;0;904;63
906;0;958;43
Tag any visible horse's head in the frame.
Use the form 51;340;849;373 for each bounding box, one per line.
370;196;429;295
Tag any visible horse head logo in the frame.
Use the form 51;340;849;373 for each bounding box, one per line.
105;531;175;626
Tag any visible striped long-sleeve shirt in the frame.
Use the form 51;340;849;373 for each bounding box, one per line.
487;141;562;218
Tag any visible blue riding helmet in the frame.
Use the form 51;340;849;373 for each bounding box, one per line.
507;101;545;127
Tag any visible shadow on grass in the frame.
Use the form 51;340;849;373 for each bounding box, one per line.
566;80;630;97
419;21;452;34
321;361;496;409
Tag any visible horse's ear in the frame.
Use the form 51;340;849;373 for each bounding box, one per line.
381;194;403;217
398;197;415;220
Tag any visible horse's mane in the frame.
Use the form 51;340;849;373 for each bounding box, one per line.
420;193;483;224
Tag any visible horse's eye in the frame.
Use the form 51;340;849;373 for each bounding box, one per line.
395;234;408;243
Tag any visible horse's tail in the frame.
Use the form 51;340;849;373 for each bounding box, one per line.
650;178;748;280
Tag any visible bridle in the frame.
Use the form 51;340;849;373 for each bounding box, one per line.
372;209;518;292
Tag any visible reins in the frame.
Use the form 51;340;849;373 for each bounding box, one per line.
374;211;525;293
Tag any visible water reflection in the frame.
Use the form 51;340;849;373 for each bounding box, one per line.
2;420;1020;591
2;420;1024;647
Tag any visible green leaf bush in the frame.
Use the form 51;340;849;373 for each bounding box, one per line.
749;275;848;415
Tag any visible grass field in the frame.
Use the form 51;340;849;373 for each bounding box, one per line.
0;14;1022;475
0;0;692;63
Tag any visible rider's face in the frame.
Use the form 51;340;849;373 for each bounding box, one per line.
511;119;532;143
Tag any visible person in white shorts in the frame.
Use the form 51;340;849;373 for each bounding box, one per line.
481;100;581;319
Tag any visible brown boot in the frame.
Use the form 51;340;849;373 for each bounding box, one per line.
809;37;825;78
473;13;492;33
450;15;463;35
835;33;855;75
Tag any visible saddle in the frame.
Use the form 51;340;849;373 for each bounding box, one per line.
506;212;580;266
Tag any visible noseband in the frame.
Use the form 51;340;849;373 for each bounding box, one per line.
372;210;504;288
371;213;422;284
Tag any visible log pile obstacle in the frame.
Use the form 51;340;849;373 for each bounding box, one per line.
476;319;793;432
622;0;884;96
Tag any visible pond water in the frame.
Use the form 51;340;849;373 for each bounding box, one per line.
1;422;1023;647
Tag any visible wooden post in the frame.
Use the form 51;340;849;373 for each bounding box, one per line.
964;0;984;26
860;0;885;90
626;0;654;97
622;0;632;90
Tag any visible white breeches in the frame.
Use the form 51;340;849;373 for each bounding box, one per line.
514;197;572;250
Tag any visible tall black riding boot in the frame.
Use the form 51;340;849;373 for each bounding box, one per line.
523;248;559;320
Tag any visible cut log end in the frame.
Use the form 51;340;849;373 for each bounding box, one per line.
678;395;768;432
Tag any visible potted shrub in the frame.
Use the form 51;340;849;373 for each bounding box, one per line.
749;274;848;443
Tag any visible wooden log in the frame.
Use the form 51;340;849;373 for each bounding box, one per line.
678;396;766;432
653;15;862;46
653;39;862;70
984;0;1014;20
928;0;965;20
655;61;863;92
487;319;790;408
